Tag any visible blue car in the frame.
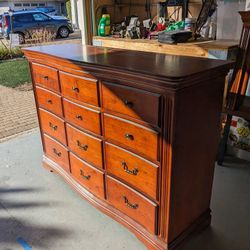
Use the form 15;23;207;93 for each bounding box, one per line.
2;10;73;43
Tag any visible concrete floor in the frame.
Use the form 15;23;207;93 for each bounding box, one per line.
0;131;249;250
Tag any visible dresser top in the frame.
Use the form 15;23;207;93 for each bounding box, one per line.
23;43;233;80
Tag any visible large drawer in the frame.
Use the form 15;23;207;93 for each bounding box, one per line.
43;134;69;172
70;153;105;199
66;124;103;169
36;87;63;117
32;63;59;92
63;99;101;135
104;114;159;162
105;142;159;200
39;109;66;145
107;176;157;234
60;72;99;106
102;82;160;126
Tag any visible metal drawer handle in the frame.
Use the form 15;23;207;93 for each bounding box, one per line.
76;115;83;120
43;76;49;80
49;122;58;131
77;140;88;151
122;196;138;210
80;169;91;180
124;100;133;108
72;86;79;93
47;99;53;104
125;133;134;141
121;161;138;176
52;148;61;157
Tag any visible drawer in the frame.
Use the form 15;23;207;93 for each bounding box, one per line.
70;153;104;199
39;109;66;145
36;87;63;117
63;99;101;135
107;176;157;234
43;134;69;172
105;143;158;200
66;124;103;169
60;72;99;106
32;63;59;92
104;114;159;162
102;82;160;125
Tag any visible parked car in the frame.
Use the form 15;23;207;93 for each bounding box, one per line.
0;15;2;35
1;10;73;43
35;7;58;16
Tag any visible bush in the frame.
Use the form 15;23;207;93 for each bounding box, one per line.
0;46;23;60
27;28;56;44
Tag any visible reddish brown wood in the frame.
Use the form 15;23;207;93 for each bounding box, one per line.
36;86;63;117
60;71;99;107
104;114;159;162
70;153;105;199
32;62;60;92
66;124;103;169
63;98;101;135
43;134;69;172
106;176;158;235
102;82;161;126
23;44;232;250
105;142;159;200
39;108;66;145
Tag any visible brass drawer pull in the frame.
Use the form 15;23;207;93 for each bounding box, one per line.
72;86;79;93
121;161;138;176
125;133;134;141
47;99;53;104
76;115;83;120
49;122;58;131
43;75;49;80
52;148;61;157
124;100;133;108
77;140;88;151
122;196;138;209
80;169;91;180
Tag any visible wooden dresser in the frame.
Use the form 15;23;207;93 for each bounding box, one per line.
23;44;232;250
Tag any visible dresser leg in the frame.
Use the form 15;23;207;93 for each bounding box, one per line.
43;161;54;173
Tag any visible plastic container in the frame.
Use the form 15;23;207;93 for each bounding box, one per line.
184;18;196;32
98;14;110;36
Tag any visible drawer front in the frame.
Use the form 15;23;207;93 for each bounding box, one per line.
102;82;160;125
104;114;159;161
70;153;104;199
66;124;103;169
107;176;157;234
63;99;101;135
60;72;99;106
36;87;63;117
32;63;59;92
39;109;66;145
105;143;158;200
44;134;69;172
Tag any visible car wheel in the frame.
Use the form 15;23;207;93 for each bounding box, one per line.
16;33;25;44
58;27;69;38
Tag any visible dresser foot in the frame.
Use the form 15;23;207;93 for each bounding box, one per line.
43;160;54;173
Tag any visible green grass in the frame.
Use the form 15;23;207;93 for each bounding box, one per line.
0;59;31;88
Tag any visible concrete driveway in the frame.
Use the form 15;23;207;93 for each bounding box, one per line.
0;131;250;250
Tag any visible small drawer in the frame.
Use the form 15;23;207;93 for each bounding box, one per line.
107;176;157;234
102;82;160;125
104;114;159;162
32;63;59;92
60;72;99;106
36;87;63;117
105;143;158;200
39;109;66;145
70;153;105;199
63;99;101;135
43;134;69;172
66;124;103;169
